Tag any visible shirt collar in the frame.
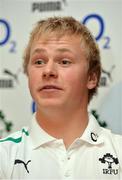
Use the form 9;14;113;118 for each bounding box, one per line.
29;113;56;149
80;113;104;145
29;113;104;149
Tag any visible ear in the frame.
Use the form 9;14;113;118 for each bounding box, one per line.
87;73;98;90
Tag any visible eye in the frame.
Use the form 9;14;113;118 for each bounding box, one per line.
59;59;72;66
35;59;46;65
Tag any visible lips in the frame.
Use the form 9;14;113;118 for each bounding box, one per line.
40;85;62;91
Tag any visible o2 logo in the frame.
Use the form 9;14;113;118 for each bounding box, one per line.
0;18;17;52
82;13;110;49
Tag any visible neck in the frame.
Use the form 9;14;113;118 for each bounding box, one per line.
36;107;88;148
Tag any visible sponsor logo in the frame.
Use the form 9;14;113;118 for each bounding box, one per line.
14;159;31;173
0;18;17;52
0;68;21;88
100;65;115;87
82;13;111;49
32;0;67;12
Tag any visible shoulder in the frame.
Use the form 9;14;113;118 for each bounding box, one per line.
101;127;122;142
0;127;30;157
0;127;29;146
101;128;122;167
109;131;122;152
0;127;30;156
100;127;122;147
0;127;30;177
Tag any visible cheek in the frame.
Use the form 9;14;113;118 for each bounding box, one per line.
62;67;89;99
28;76;34;96
28;70;40;91
28;67;41;83
28;74;39;101
63;68;88;87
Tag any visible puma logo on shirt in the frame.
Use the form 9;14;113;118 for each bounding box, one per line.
14;159;31;173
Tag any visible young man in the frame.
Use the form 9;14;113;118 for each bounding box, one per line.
0;16;122;179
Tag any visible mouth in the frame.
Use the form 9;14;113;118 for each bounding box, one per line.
40;85;63;91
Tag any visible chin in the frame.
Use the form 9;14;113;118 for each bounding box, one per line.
39;99;64;107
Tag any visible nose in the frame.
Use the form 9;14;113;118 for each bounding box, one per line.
42;60;58;79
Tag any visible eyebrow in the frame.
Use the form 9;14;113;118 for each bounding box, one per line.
31;48;46;56
56;48;72;53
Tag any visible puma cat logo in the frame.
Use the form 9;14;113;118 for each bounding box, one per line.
14;159;31;173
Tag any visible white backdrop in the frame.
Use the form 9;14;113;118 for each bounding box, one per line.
0;0;122;137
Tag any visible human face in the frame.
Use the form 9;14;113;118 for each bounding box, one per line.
27;35;95;112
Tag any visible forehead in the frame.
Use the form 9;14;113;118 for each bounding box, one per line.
30;35;85;55
33;34;81;45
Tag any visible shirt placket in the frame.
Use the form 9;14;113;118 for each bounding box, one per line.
55;142;74;179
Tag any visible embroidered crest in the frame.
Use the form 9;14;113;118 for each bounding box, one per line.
99;153;119;175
